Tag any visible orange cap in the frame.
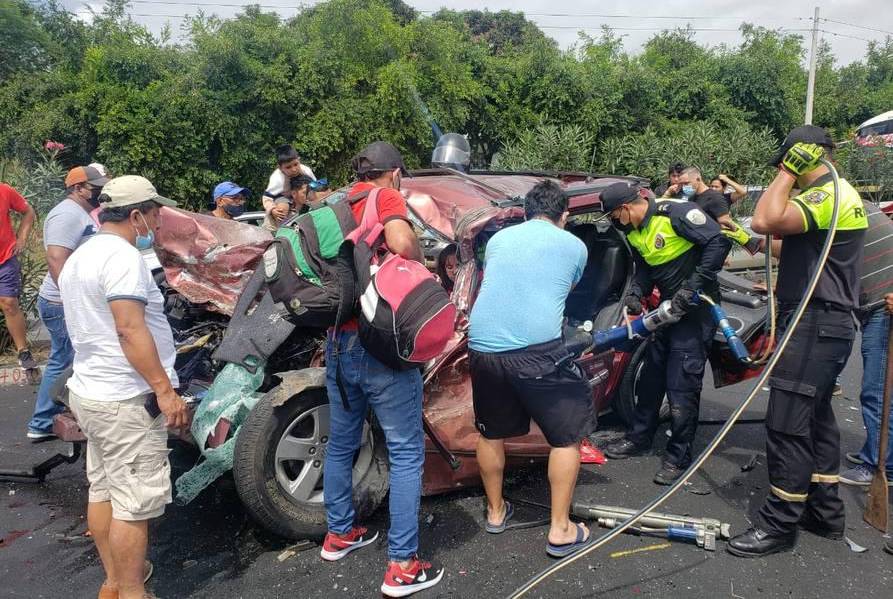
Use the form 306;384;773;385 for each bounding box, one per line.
64;165;109;188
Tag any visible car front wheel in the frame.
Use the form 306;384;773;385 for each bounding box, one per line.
615;341;671;427
233;386;389;540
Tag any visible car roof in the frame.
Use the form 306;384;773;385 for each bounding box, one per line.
402;170;647;214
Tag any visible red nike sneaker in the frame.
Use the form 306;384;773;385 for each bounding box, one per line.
380;555;444;597
319;526;378;561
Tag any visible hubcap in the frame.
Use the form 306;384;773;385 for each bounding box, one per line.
274;403;374;505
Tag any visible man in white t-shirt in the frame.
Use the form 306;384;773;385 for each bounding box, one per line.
60;175;189;599
262;144;315;227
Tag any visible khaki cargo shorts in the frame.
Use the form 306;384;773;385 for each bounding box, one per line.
69;390;172;521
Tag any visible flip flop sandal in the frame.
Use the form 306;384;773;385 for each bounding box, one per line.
546;522;593;558
144;560;154;583
484;501;515;534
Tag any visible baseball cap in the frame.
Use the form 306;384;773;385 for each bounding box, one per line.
351;141;410;176
99;175;178;209
769;125;835;167
213;181;250;201
64;165;110;188
599;182;641;213
88;163;110;178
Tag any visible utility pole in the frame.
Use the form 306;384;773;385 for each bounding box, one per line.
805;6;820;125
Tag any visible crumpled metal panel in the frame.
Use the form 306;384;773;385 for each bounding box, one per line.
269;368;328;407
154;207;272;316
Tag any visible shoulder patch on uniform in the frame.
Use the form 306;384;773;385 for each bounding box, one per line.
803;189;829;204
654;233;665;249
685;209;707;226
656;202;672;215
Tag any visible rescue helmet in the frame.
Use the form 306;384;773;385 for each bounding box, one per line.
431;133;471;171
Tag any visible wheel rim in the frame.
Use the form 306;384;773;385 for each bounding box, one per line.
274;403;375;505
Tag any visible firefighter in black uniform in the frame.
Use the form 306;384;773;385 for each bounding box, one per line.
728;126;868;557
602;183;732;485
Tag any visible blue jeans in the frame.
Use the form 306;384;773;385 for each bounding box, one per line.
323;330;424;561
857;309;893;472
28;298;73;433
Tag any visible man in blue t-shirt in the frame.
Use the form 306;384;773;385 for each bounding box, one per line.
468;180;595;557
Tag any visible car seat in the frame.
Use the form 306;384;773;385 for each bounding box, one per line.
565;226;628;323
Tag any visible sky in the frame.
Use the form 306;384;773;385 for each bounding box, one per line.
60;0;893;66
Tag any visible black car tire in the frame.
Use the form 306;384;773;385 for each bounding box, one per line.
615;341;670;427
233;386;389;540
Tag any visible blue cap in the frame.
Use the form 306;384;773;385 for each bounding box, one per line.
212;181;250;201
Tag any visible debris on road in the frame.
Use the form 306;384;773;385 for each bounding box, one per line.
741;454;759;472
685;482;712;496
277;540;315;561
610;543;672;559
53;533;90;543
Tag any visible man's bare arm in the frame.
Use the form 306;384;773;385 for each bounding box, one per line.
751;171;807;236
384;219;423;263
46;245;74;285
15;205;35;254
110;299;189;428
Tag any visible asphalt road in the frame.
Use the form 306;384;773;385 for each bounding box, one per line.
2;344;892;599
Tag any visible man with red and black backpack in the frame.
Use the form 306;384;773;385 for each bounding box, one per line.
319;141;444;597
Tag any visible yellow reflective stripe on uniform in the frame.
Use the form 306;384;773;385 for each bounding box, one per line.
792;178;868;232
770;485;807;502
626;203;693;266
810;473;840;484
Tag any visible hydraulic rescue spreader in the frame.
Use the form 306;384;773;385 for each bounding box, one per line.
578;293;752;364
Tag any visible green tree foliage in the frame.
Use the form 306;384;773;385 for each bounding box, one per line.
596;121;777;187
1;0;892;211
491;124;595;172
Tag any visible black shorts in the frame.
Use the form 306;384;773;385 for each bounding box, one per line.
469;339;596;448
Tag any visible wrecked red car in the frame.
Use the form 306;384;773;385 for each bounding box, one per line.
54;170;772;540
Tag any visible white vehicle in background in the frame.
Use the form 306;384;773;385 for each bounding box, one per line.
856;110;893;148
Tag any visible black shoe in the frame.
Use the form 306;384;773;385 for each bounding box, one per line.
797;513;844;540
653;462;684;485
885;540;893;556
727;527;795;558
604;439;649;460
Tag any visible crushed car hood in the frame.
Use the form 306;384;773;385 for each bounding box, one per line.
154;208;272;315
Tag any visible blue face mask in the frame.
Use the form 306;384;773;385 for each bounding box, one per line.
134;213;155;250
681;184;695;197
224;204;245;218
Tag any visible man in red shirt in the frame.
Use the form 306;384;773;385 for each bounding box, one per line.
0;183;37;369
319;142;443;597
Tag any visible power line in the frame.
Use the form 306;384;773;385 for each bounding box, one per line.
94;2;806;23
821;17;893;37
819;29;874;43
539;26;758;32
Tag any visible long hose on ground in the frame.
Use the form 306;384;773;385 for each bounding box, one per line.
508;158;842;598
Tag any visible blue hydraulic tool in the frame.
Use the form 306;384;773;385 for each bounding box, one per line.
582;293;752;365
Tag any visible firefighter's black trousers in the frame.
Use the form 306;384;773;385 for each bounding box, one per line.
626;304;716;468
756;304;854;535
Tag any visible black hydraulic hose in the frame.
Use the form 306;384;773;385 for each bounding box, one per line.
507;158;842;598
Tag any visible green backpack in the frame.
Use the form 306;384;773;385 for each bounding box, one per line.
260;190;368;328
